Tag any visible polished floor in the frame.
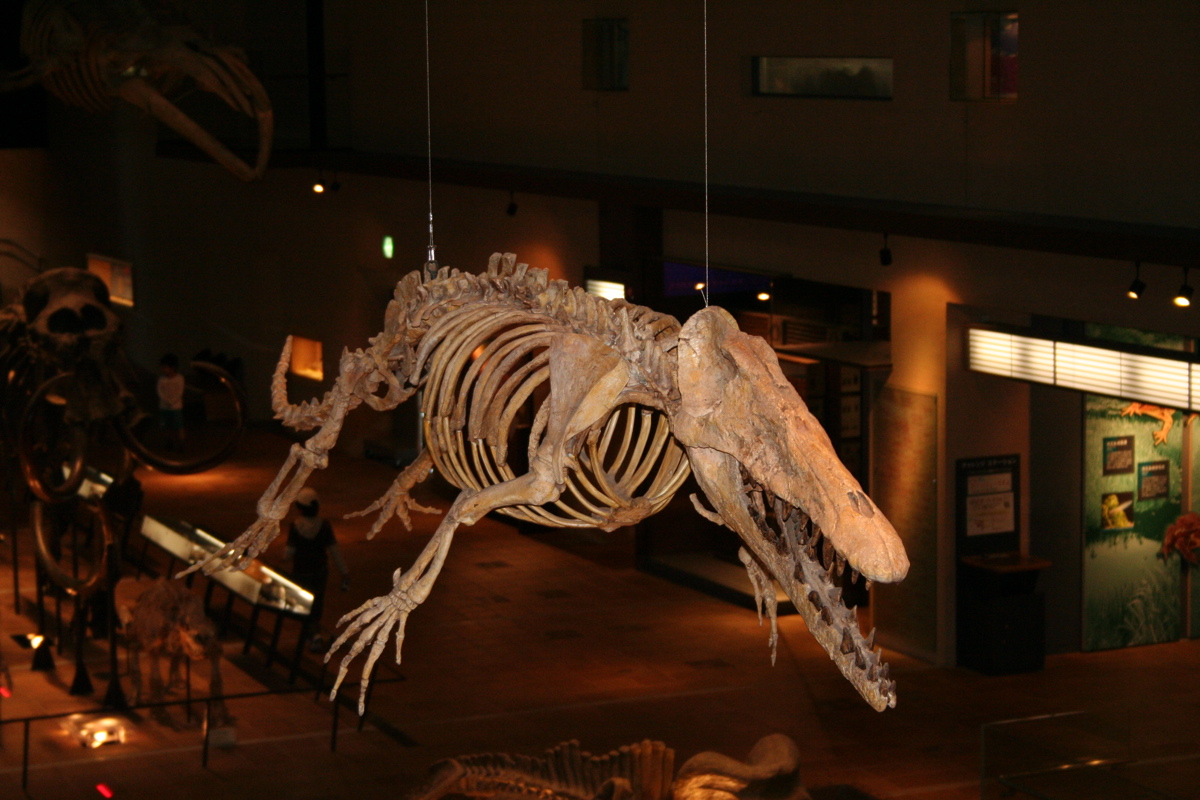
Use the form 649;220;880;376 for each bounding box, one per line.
1;429;1197;799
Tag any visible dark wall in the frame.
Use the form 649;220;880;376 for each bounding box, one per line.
1029;383;1084;654
0;0;47;149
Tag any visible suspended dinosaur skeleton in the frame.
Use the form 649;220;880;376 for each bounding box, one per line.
189;254;909;712
412;734;811;800
2;0;273;181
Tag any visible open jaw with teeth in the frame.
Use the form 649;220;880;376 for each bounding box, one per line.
749;478;896;710
691;453;901;712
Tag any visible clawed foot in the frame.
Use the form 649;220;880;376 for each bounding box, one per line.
178;517;281;577
326;573;418;714
345;491;440;538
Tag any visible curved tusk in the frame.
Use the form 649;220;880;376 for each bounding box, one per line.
19;373;88;503
116;361;246;475
32;497;113;597
272;336;333;431
115;75;272;182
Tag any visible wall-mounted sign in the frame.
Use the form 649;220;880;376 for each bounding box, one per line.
956;454;1020;555
1102;436;1134;475
1137;460;1170;501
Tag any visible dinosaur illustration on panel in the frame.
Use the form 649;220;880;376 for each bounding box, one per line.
1;0;272;181
189;254;909;712
410;734;810;800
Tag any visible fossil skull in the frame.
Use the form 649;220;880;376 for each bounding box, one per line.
672;307;908;710
22;267;120;367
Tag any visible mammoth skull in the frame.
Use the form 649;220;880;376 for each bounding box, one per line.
22;267;121;367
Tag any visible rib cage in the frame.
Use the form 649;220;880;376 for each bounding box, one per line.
21;0;126;112
419;301;691;529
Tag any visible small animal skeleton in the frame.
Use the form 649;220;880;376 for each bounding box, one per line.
122;578;230;725
191;254;909;712
1;0;273;181
411;734;810;800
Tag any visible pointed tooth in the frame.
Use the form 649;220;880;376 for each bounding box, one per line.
851;567;860;584
865;579;873;591
829;587;843;607
837;553;847;576
865;628;876;649
807;590;822;608
840;627;856;654
868;664;879;680
881;663;891;681
850;606;859;622
823;538;834;565
855;651;867;669
821;607;834;626
751;489;765;519
781;503;792;522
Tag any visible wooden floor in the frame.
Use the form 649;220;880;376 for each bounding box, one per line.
1;429;1197;799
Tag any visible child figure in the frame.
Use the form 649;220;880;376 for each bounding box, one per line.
285;488;350;650
157;353;185;452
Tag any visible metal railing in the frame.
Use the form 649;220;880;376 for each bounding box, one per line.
0;677;403;797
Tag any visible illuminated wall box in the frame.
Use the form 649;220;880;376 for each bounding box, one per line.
289;335;324;381
87;254;134;307
585;279;625;300
967;328;1198;411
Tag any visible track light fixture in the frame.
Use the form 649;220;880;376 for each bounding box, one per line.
506;190;518;216
878;233;892;267
1126;261;1146;299
1174;267;1192;308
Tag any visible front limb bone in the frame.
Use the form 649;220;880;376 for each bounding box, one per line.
344;450;440;539
183;348;375;576
329;466;563;714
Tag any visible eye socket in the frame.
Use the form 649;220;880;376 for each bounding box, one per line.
47;308;85;334
80;304;109;331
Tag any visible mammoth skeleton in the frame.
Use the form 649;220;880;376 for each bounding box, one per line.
191;254;909;712
0;266;245;593
1;0;273;181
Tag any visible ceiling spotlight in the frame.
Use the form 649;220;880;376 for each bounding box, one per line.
694;282;706;291
313;171;340;194
381;236;394;260
757;292;771;301
879;233;892;266
1174;267;1193;307
1126;261;1146;299
506;190;518;217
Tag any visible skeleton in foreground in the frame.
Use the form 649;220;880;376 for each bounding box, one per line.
188;254;909;712
411;734;810;800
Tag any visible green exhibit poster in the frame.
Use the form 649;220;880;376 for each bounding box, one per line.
1083;395;1190;650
